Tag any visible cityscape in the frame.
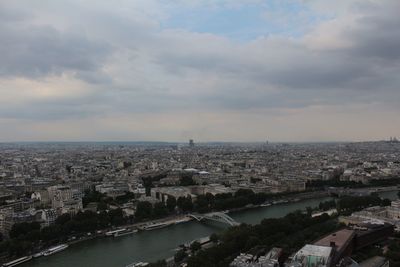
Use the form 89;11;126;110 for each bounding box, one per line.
1;0;400;267
0;140;400;267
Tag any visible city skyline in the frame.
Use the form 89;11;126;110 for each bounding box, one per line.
1;0;400;142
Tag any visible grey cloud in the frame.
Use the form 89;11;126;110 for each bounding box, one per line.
1;0;400;122
0;24;112;79
150;0;400;111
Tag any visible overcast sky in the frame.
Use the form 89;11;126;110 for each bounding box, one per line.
1;0;399;142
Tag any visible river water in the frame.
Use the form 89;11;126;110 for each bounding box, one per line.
25;190;398;267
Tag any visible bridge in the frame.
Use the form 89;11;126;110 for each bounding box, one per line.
189;212;240;227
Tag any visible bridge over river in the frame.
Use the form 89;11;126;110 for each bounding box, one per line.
189;212;240;226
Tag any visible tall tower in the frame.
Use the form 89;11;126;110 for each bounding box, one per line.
189;139;194;147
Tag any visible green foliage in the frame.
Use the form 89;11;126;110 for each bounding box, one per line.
386;239;400;265
337;195;384;214
319;200;336;211
166;196;177;212
306;206;313;216
179;172;196;186
307;177;400;189
3;209;126;257
82;190;106;207
115;192;135;204
210;233;219;243
306;179;364;188
135;201;153;220
381;198;392;206
9;222;40;239
352;244;383;262
177;196;193;212
369;178;400;187
97;201;108;211
186;212;337;267
190;241;201;253
174;249;187;263
55;213;71;225
153;202;168;218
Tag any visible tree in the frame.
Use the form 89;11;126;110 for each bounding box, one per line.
9;222;40;239
97;201;107;211
41;224;62;242
245;236;260;251
82;190;105;207
55;213;71;225
306;206;313;216
177;196;193;212
166;196;177;212
179;172;196;186
174;249;187;263
109;208;126;226
235;189;254;198
210;233;219;244
185;211;336;267
381;198;392;207
115;192;135;204
153;202;168;218
135;201;153;220
195;195;210;213
190;241;201;253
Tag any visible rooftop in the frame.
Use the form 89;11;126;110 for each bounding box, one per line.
314;229;355;252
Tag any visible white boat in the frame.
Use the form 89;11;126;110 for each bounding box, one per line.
272;200;288;205
141;222;169;231
43;244;69;256
105;228;127;236
32;252;43;258
126;262;149;267
114;229;138;237
2;256;32;267
174;217;191;224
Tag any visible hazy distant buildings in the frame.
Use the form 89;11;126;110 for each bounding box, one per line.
1;141;400;239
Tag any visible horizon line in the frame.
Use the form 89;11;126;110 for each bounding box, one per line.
0;139;391;144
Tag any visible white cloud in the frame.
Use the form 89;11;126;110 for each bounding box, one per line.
0;0;399;141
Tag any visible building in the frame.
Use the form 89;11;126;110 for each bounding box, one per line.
313;229;356;265
40;209;58;227
286;245;333;267
0;208;14;236
339;200;400;231
230;248;283;267
189;139;195;147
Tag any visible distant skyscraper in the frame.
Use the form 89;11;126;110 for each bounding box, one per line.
189;139;194;147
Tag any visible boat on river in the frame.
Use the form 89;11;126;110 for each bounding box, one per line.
140;222;170;231
2;256;32;267
43;244;69;256
113;229;138;237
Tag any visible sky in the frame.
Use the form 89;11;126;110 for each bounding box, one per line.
0;0;399;142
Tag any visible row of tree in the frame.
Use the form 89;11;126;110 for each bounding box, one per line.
337;194;391;214
306;177;400;189
184;211;339;267
0;209;127;258
82;190;135;209
134;189;276;221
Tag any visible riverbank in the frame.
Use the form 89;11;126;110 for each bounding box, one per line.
16;187;399;267
21;195;339;267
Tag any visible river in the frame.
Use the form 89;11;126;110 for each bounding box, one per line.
24;190;398;267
